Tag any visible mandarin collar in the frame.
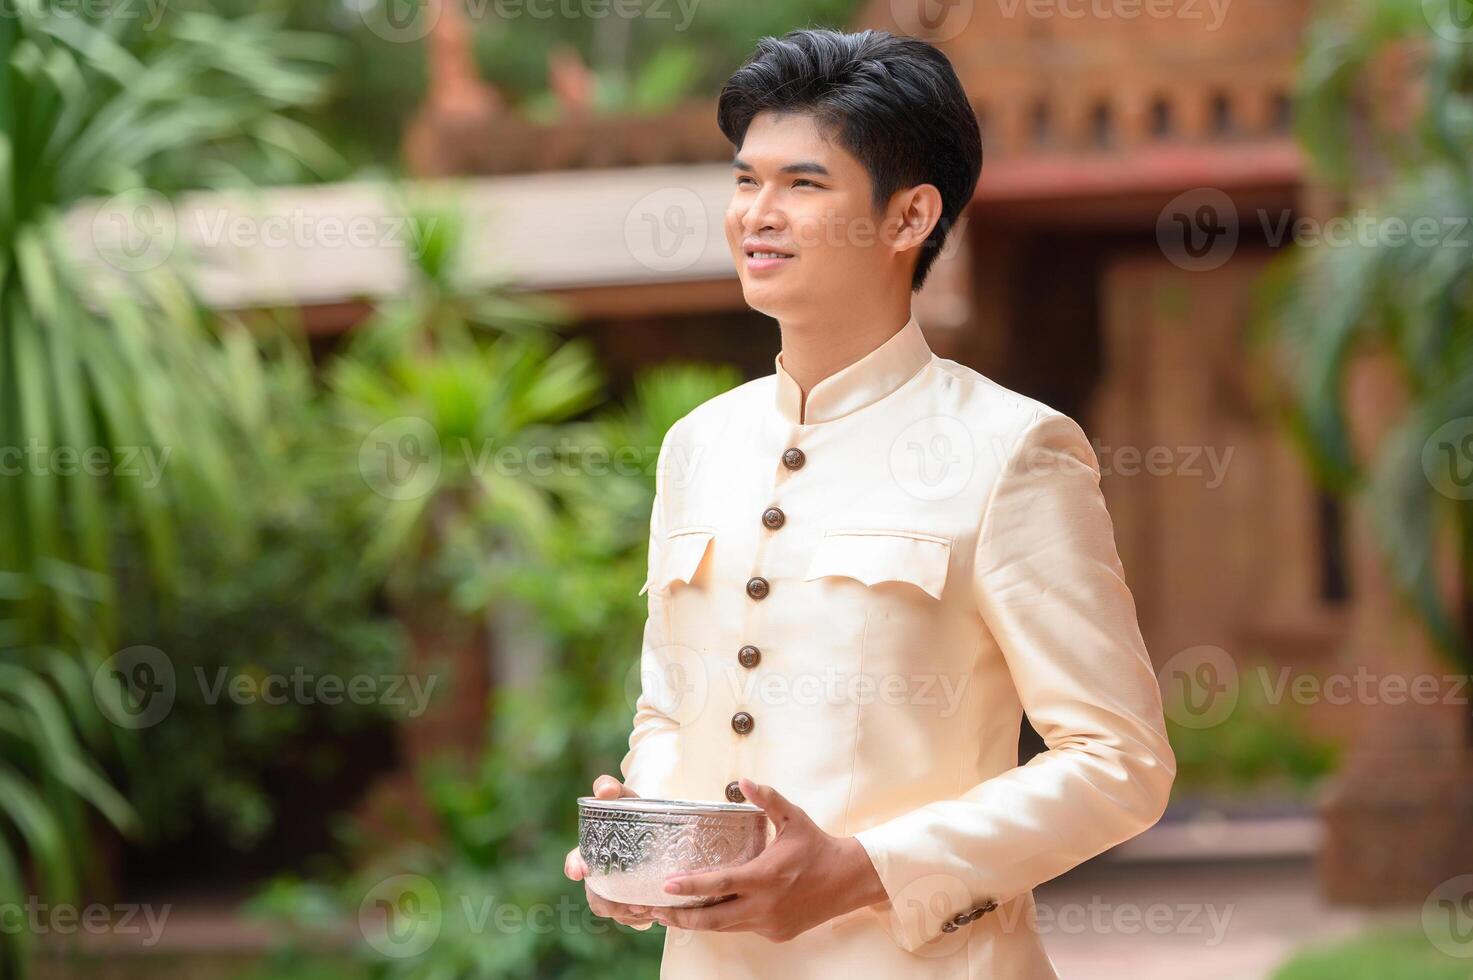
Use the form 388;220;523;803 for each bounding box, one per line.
773;314;934;425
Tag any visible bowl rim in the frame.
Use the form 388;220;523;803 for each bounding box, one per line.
577;795;763;815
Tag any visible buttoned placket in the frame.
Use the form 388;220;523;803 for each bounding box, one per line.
722;315;930;803
726;424;806;804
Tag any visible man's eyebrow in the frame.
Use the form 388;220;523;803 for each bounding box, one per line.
731;158;832;176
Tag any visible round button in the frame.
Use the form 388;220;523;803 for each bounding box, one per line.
725;780;745;803
761;507;785;530
745;576;769;600
782;447;806;470
731;711;754;735
737;644;761;668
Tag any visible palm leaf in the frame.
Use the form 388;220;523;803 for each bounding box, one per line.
1;4;340;974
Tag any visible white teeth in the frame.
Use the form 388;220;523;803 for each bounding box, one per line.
751;251;789;259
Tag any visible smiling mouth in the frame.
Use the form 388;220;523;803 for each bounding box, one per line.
744;246;796;265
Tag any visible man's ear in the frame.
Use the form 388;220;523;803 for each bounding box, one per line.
888;184;944;256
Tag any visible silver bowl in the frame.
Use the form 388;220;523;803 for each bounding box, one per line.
577;796;769;908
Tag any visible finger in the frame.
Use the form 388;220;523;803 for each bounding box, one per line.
592;774;637;799
584;884;653;922
654;897;758;933
584;883;623;918
612;908;656;929
664;860;761;900
564;847;586;881
738;778;806;831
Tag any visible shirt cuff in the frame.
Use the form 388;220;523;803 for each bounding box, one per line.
852;822;988;953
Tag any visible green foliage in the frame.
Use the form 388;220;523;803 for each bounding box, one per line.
476;0;864;118
249;240;743;974
1258;0;1473;674
197;0;423;175
1;3;338;973
1273;923;1471;979
113;326;410;851
326;204;606;601
1165;654;1341;798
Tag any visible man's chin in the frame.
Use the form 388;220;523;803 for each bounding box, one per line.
738;283;795;317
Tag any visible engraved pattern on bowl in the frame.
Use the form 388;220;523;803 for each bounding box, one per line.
577;798;769;908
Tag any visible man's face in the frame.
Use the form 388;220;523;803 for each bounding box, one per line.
724;111;890;317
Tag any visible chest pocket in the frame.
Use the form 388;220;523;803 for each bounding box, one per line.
638;525;717;596
802;527;952;600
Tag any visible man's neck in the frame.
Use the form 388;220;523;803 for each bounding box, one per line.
777;304;913;421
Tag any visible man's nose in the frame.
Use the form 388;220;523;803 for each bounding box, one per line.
738;187;785;234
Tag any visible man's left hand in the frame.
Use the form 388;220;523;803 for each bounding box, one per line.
652;778;889;942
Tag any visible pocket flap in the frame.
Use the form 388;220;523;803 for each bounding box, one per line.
802;528;952;600
639;525;716;596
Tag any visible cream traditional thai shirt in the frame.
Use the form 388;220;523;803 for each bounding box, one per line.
620;313;1176;979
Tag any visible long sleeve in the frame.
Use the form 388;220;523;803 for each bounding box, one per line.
617;420;683;798
852;410;1177;952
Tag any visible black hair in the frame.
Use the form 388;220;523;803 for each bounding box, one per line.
717;28;983;292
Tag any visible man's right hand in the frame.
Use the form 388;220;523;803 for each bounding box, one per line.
564;774;658;930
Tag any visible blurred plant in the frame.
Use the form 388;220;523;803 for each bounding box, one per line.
1258;0;1473;691
0;2;336;972
476;0;863;119
249;358;740;978
242;199;743;975
197;0;424;174
326;203;604;601
114;324;409;853
1165;653;1341;800
1273;922;1472;980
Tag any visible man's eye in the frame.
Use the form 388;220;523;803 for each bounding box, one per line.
793;179;818;188
736;176;756;187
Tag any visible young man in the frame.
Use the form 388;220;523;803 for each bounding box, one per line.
564;28;1175;978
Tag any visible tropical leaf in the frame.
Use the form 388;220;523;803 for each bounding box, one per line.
1;3;338;973
1260;0;1473;677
